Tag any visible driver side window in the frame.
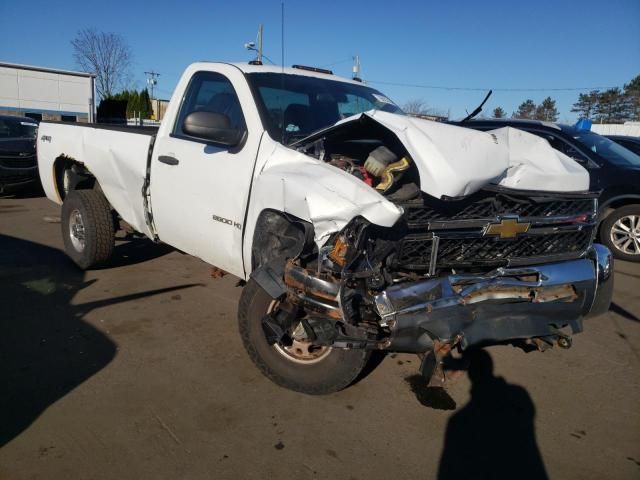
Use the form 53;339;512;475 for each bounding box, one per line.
174;71;246;137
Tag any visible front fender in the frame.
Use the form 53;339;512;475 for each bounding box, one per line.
243;140;403;276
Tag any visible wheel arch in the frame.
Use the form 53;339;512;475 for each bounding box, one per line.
600;194;640;212
53;155;98;201
248;209;315;272
598;194;640;235
598;202;640;260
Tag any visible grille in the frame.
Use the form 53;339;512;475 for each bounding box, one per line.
397;230;592;269
404;196;595;228
397;236;433;270
0;155;37;169
392;190;596;271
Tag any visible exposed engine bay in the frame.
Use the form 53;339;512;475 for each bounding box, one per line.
296;115;422;204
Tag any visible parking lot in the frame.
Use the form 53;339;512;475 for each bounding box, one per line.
1;193;639;480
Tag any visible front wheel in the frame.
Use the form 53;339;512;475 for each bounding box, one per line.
600;204;640;262
61;190;115;269
238;279;369;394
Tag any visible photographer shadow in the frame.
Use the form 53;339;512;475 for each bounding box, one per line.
438;349;548;480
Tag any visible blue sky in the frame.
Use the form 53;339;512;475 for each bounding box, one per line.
1;0;638;121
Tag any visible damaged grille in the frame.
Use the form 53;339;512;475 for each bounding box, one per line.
398;230;593;269
404;195;595;227
394;189;597;271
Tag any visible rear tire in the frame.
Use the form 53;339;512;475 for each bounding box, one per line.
61;190;115;269
600;204;640;262
238;278;369;394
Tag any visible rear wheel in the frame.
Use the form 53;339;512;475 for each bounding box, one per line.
601;204;640;262
238;278;369;394
61;190;115;269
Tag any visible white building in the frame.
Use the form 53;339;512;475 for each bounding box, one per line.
0;62;95;122
592;121;640;137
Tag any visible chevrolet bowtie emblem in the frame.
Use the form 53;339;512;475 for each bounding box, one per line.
485;218;530;239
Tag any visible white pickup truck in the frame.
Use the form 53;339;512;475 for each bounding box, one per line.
38;62;613;394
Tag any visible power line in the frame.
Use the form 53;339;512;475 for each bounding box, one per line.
321;57;353;68
261;54;276;65
366;80;620;92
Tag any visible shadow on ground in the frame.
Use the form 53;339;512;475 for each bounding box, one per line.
106;236;175;268
0;234;196;447
0;182;46;199
404;376;457;410
610;302;640;323
437;349;548;480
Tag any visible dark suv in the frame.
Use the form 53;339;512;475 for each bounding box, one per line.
451;118;640;262
0;115;39;193
606;135;640;156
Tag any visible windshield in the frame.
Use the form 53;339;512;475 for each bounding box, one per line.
567;129;640;168
0;118;38;139
246;72;404;144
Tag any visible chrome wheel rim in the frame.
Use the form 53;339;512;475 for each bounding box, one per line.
610;215;640;256
268;301;332;364
69;208;86;252
63;169;72;195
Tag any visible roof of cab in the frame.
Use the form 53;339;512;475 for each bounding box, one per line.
194;61;365;85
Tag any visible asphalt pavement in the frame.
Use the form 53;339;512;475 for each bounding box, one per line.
1;194;639;480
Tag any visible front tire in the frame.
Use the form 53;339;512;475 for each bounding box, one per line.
61;190;115;269
600;204;640;262
238;278;369;394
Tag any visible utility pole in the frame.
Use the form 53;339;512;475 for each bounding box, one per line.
352;55;361;82
145;71;160;119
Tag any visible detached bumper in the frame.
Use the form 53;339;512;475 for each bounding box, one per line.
375;244;614;352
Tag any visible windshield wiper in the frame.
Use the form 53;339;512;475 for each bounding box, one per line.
460;90;493;123
285;132;313;145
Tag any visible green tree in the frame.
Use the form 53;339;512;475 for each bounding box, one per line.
623;74;640;121
127;90;140;118
139;88;152;119
492;106;506;118
594;87;627;123
571;90;600;119
103;88;156;120
535;97;559;121
512;99;536;119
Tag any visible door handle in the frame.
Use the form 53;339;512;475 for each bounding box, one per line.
158;155;179;166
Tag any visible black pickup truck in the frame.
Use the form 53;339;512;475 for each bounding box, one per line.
0;115;39;194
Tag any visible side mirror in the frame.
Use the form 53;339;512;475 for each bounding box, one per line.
182;111;245;147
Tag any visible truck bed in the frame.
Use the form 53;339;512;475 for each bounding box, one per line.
37;121;156;239
41;121;159;136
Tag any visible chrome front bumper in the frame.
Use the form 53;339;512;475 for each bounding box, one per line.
375;244;614;352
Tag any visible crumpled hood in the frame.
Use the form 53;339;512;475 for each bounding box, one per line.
245;112;590;266
298;111;590;198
